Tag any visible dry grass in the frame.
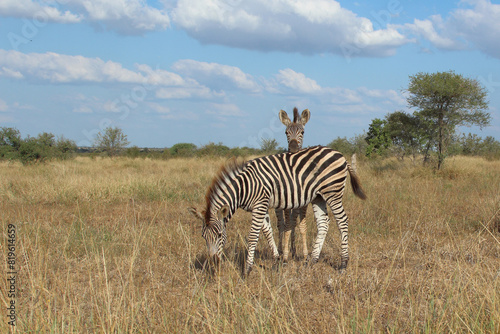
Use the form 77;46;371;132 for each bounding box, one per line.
0;155;499;333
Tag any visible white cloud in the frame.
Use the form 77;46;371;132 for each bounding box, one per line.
448;0;500;58
205;103;244;117
172;60;261;93
172;0;409;57
148;102;171;114
0;49;190;86
0;49;143;83
402;0;500;58
265;69;406;109
66;0;170;34
0;0;82;23
0;49;225;101
274;69;322;94
264;69;406;117
403;16;464;51
358;87;406;105
0;0;169;35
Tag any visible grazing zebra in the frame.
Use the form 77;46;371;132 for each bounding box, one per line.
276;107;310;259
190;146;366;276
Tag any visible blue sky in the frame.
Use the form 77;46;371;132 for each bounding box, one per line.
0;0;498;148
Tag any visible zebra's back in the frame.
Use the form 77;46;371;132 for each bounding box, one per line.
244;146;348;210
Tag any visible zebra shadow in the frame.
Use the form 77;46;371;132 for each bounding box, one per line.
228;239;280;276
191;254;220;277
191;242;278;277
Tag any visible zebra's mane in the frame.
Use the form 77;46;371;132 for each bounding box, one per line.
204;157;246;224
293;107;299;122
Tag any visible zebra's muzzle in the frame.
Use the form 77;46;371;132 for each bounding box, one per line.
289;140;299;153
207;243;218;258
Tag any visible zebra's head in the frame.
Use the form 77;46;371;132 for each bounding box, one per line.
189;205;229;259
279;107;310;153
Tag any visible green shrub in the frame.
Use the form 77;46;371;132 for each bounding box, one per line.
170;143;197;157
197;142;231;157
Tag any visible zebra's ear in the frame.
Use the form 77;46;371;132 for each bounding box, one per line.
188;207;204;222
300;109;310;126
217;205;230;221
279;110;291;126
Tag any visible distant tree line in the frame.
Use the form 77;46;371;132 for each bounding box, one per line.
1;70;497;167
0;127;286;163
0;127;77;164
3;125;497;166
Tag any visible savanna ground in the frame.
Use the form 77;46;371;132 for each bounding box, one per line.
0;155;499;333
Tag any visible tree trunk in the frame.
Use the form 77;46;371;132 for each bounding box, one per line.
437;110;444;170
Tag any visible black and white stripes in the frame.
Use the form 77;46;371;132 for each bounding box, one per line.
190;146;366;275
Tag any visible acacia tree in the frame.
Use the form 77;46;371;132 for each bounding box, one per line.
406;71;490;169
94;127;130;157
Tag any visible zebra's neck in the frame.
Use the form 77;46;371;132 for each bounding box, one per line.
204;159;246;223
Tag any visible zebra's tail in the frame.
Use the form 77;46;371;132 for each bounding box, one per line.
347;163;367;200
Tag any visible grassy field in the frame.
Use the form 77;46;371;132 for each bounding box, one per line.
0;155;499;333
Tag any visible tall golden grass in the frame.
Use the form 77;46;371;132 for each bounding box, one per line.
0;155;499;333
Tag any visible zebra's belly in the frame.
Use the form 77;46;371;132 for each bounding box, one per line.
269;193;315;210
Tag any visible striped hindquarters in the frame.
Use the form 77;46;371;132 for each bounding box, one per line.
243;146;349;210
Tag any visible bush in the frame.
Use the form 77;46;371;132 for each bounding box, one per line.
55;136;77;160
126;146;141;158
229;147;260;157
1;128;77;164
18;136;52;164
0;127;22;160
197;142;231;157
260;138;280;154
328;137;356;156
170;143;197;157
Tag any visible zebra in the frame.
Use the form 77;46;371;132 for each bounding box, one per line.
276;107;310;259
190;145;366;276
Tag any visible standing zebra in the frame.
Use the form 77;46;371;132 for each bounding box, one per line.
190;146;366;276
276;107;310;259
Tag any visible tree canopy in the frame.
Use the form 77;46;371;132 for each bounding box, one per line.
406;71;490;169
94;127;130;157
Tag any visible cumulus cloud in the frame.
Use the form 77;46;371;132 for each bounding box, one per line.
172;0;409;57
0;50;222;100
273;69;322;94
0;0;82;23
403;16;462;50
402;0;500;58
265;68;406;110
65;0;170;34
172;59;261;93
0;0;169;34
0;49;148;83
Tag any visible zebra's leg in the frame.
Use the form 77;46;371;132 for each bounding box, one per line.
325;195;350;271
298;206;308;259
261;213;279;261
282;208;298;263
309;198;330;264
275;209;285;255
290;209;297;258
245;206;269;276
